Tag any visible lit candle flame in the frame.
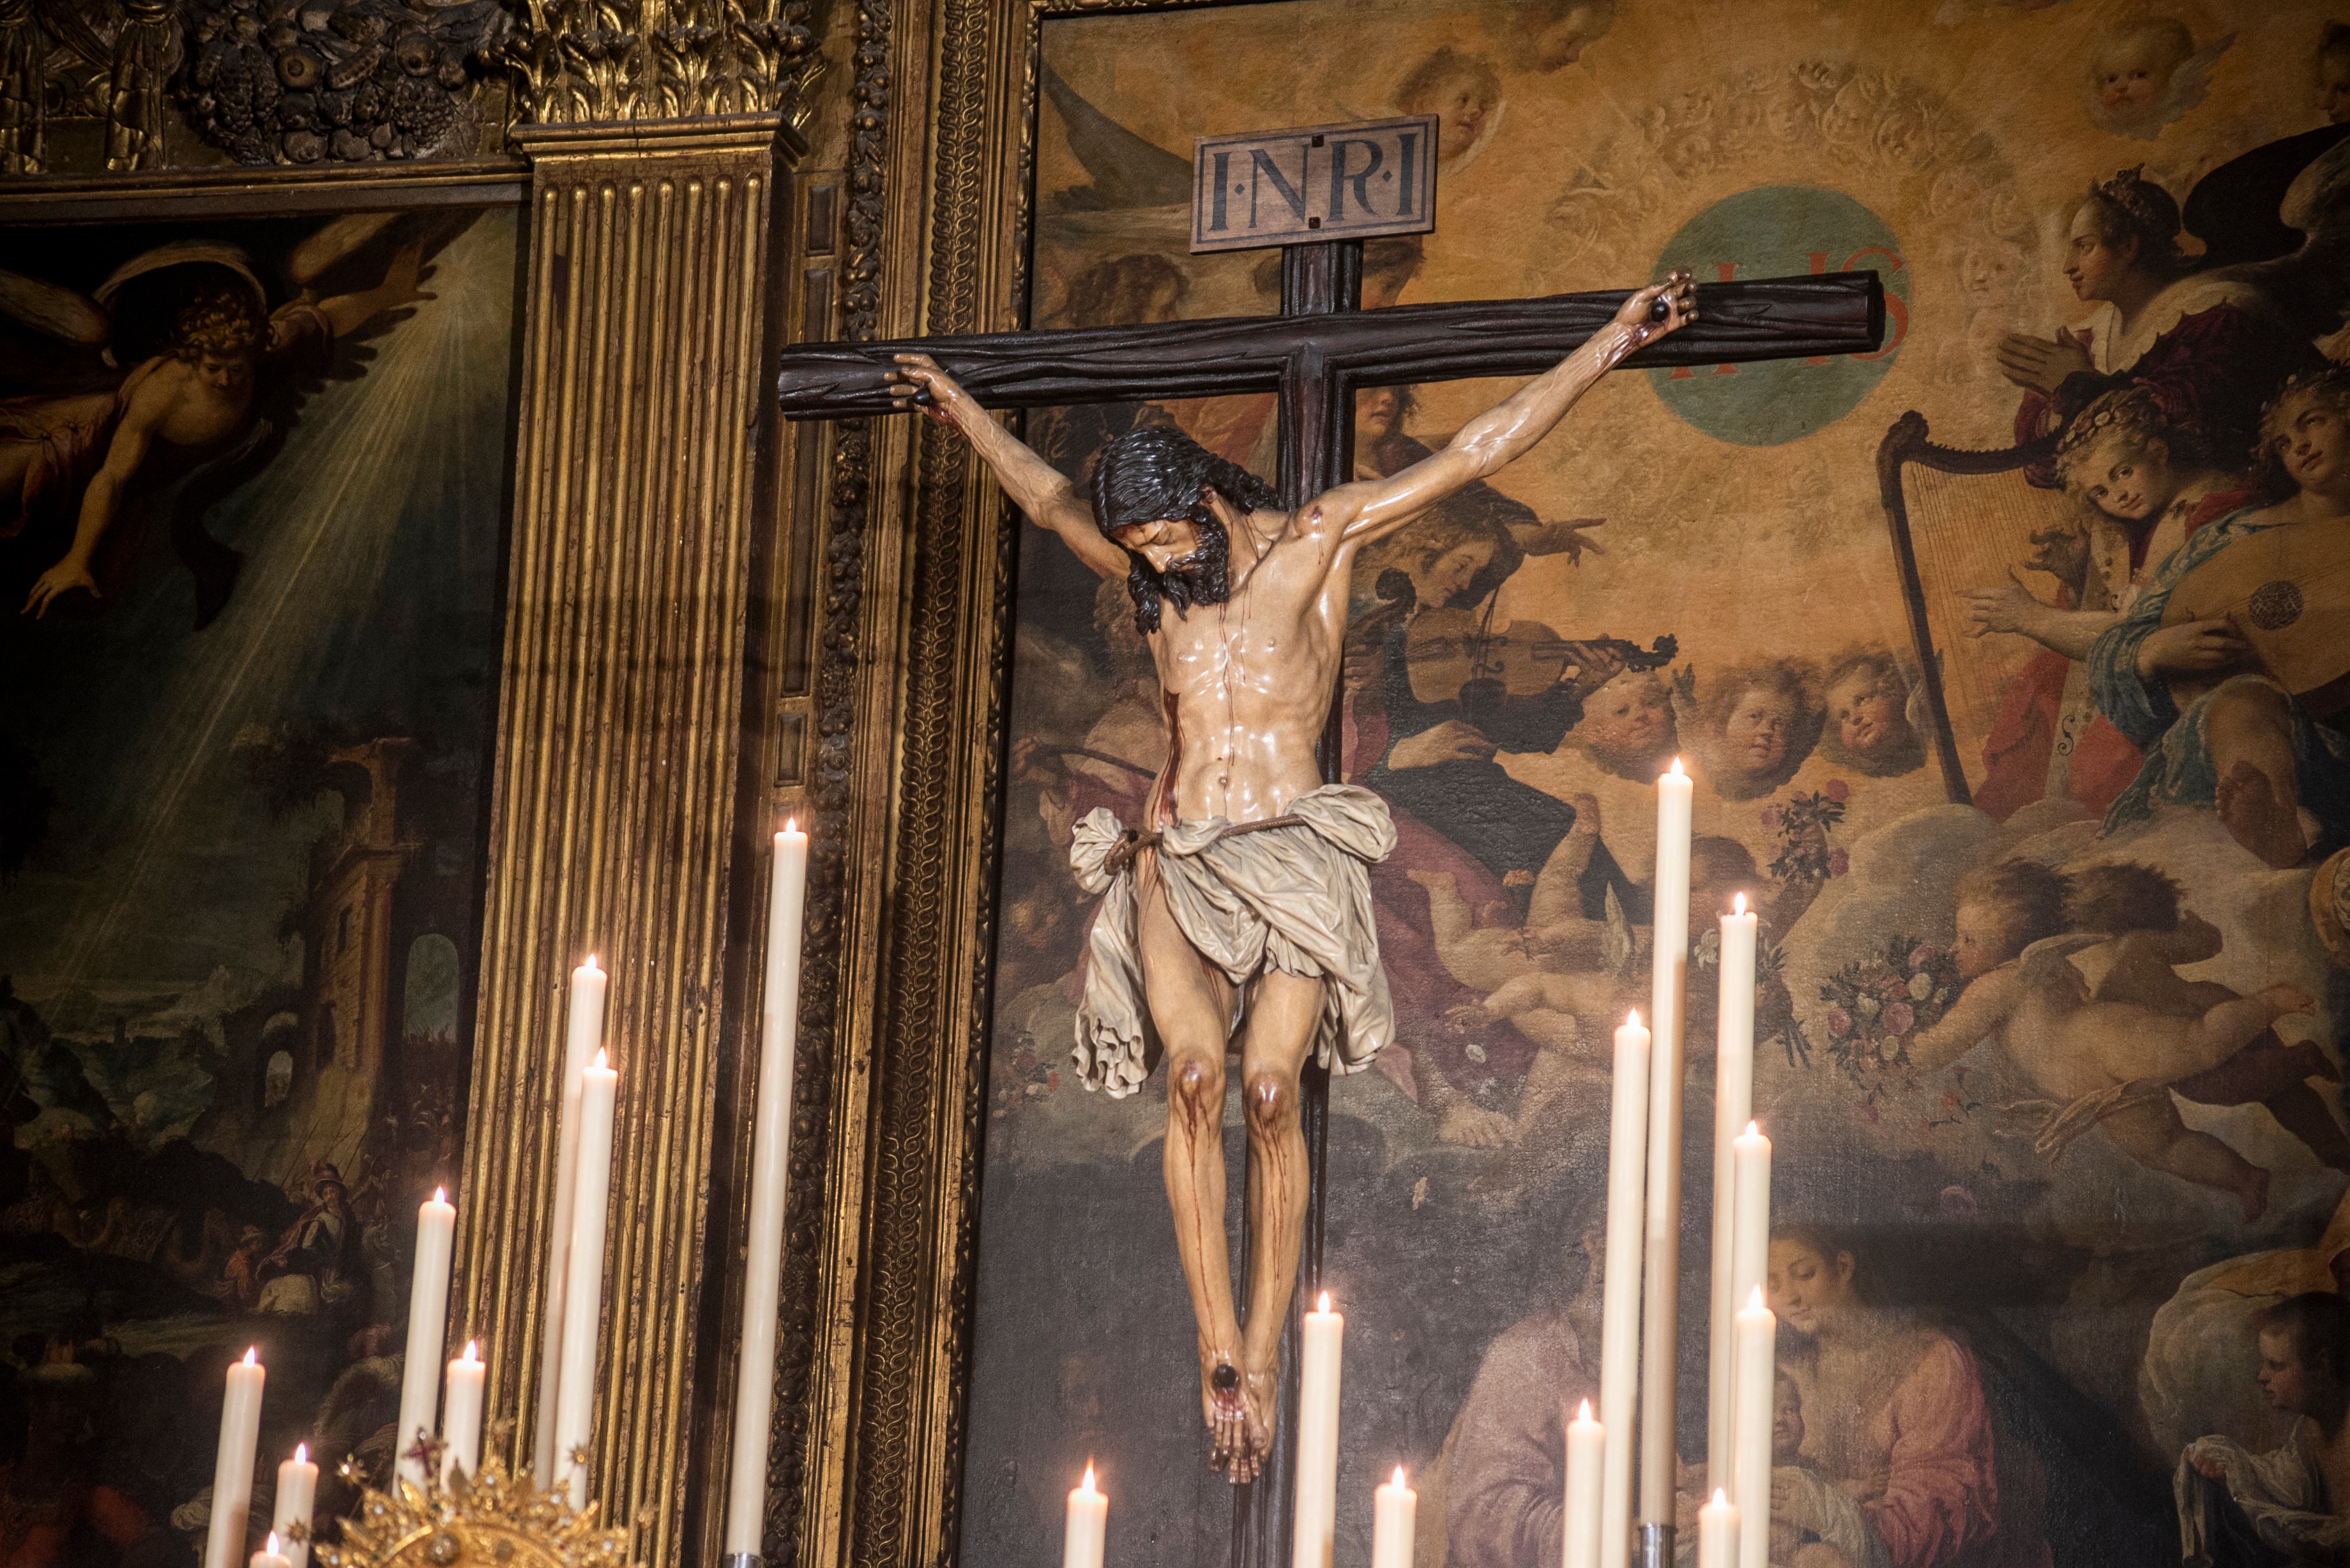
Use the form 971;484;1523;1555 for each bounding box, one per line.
1318;1290;1332;1313
584;954;600;972
1627;1009;1641;1029
295;1443;308;1463
1392;1465;1408;1489
1669;757;1686;778
1748;1285;1766;1311
594;1048;609;1069
784;817;798;834
268;1535;281;1556
1080;1463;1098;1494
1733;891;1747;916
1712;1489;1729;1508
1745;1120;1761;1138
243;1347;258;1366
463;1340;480;1364
1577;1398;1593;1422
433;1187;446;1204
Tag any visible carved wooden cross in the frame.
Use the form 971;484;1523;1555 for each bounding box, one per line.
775;246;1881;1566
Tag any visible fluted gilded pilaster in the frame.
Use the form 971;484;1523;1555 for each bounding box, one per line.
455;114;798;1568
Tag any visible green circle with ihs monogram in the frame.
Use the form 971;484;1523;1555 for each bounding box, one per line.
1648;185;1909;447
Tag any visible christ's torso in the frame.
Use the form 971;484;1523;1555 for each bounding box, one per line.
1142;516;1349;826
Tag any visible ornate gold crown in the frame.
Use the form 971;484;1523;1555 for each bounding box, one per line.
314;1440;635;1568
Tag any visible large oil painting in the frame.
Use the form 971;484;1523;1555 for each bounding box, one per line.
0;206;514;1564
965;3;2350;1566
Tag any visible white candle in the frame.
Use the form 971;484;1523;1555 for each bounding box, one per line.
552;1048;619;1505
1064;1465;1107;1568
1706;893;1758;1493
395;1188;456;1488
1564;1399;1603;1568
536;955;609;1488
1294;1292;1345;1568
1731;1126;1771;1344
1640;759;1694;1527
724;823;811;1555
250;1533;291;1568
1598;1013;1649;1568
1373;1467;1416;1568
204;1349;264;1568
272;1445;316;1568
1698;1491;1738;1568
1733;1289;1777;1568
444;1341;486;1486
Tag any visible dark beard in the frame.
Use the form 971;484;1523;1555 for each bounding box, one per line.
1125;519;1231;634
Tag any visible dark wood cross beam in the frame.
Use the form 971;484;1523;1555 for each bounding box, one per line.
774;246;1881;1568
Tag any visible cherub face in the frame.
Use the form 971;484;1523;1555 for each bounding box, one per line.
1829;675;1904;759
1771;1377;1805;1457
1356;387;1405;448
2094;37;2172;115
2323;54;2350;126
1433;79;1497;146
1952;898;2016;979
2063;206;2136;304
1722;688;1794;776
1532;1;1614;71
2259;1328;2314;1415
196;351;256;394
2068;432;2174;522
1577;668;1672;767
1417;538;1495;608
2274;396;2350;497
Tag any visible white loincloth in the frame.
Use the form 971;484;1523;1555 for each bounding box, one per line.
1068;783;1397;1097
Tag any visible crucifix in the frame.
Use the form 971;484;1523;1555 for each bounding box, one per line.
778;190;1880;1563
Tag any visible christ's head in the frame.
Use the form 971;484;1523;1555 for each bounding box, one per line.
1091;426;1280;633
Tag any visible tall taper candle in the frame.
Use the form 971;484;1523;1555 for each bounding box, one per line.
1565;1399;1603;1568
1598;1013;1650;1568
552;1050;618;1504
394;1187;456;1486
534;955;607;1487
1730;1126;1771;1348
1639;759;1694;1529
444;1341;485;1486
273;1445;315;1568
1065;1465;1107;1568
1294;1292;1345;1568
1373;1468;1416;1568
1706;893;1759;1491
1733;1289;1777;1568
204;1348;264;1568
724;822;811;1555
1697;1493;1737;1568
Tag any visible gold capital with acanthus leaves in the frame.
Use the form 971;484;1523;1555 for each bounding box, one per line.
314;1449;635;1568
494;0;822;128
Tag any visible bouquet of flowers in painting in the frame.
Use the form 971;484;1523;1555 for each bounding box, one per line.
1816;936;1964;1097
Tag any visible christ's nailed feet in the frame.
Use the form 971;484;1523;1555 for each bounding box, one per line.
1204;1359;1250;1482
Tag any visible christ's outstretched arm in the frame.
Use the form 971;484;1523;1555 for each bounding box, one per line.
1309;271;1697;553
884;352;1129;580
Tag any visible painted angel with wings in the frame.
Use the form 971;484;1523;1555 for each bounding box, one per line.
0;211;463;624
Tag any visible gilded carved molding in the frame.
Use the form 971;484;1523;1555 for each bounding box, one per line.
495;0;819;126
455;116;791;1568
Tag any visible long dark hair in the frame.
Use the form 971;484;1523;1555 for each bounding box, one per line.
1089;426;1279;633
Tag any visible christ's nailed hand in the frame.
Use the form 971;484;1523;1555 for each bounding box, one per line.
885;352;962;424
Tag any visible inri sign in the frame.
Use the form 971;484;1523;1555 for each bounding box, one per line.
1190;116;1439;255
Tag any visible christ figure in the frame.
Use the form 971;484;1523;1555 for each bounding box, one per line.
885;269;1697;1481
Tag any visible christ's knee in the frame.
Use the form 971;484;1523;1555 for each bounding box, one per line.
1169;1055;1224;1133
1244;1073;1296;1141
